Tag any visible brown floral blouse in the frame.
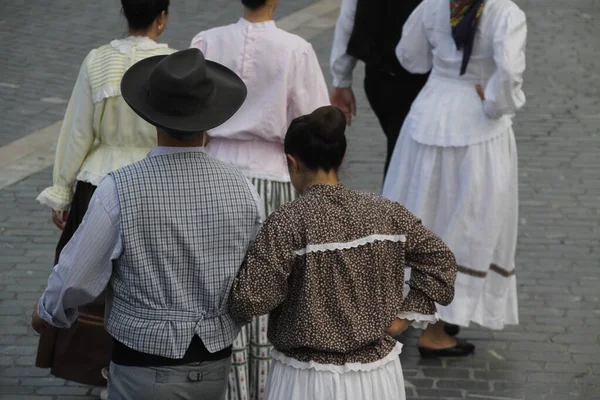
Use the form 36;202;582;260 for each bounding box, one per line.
229;184;456;365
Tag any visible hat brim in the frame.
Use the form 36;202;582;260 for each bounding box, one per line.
121;55;247;133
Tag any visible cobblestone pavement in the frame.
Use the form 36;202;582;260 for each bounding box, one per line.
1;0;600;399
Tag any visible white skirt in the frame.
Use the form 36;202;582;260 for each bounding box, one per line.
382;130;519;329
265;343;406;400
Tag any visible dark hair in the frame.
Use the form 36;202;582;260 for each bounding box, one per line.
284;106;347;172
161;128;205;142
241;0;267;11
121;0;170;31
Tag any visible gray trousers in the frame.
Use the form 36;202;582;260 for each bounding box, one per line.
108;358;231;400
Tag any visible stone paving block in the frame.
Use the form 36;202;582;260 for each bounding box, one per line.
573;354;600;364
474;370;528;382
405;378;436;389
509;341;567;353
402;369;420;379
14;357;36;367
415;388;464;398
436;379;491;392
401;356;444;368
492;381;552;396
1;367;49;377
488;360;543;372
36;387;89;396
19;378;65;387
0;377;19;386
54;397;96;400
493;332;552;342
407;397;463;400
421;367;471;379
0;391;40;398
0;337;18;345
544;362;591;374
444;358;489;370
552;334;599;344
527;372;579;384
568;344;600;355
0;397;51;400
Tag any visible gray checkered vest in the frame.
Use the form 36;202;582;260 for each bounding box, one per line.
106;152;259;358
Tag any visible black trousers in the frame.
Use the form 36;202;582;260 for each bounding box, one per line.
364;64;429;177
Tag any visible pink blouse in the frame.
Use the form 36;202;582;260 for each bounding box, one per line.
191;19;330;182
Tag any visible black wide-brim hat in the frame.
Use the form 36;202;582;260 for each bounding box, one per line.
121;48;247;133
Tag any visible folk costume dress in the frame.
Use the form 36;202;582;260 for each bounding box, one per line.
382;0;527;329
229;184;457;400
190;18;329;400
35;36;175;385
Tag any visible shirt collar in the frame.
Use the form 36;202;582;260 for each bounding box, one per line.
110;36;168;53
148;146;206;158
304;183;346;196
237;18;276;30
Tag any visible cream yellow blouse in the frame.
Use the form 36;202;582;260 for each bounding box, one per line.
37;36;176;210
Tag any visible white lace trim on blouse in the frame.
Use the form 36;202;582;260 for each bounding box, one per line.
271;342;403;374
91;86;121;104
109;36;168;54
294;234;406;256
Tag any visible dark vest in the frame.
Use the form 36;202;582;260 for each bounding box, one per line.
347;0;425;75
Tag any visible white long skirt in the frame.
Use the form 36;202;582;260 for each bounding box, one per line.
382;130;519;329
265;343;406;400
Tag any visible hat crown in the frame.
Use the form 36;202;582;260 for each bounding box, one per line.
120;47;247;133
147;49;215;116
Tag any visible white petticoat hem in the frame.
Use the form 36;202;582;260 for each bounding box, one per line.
271;342;403;374
76;170;106;187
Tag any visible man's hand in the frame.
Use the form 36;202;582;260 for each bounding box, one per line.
475;84;485;101
31;301;50;334
52;210;68;230
331;87;357;126
386;317;411;337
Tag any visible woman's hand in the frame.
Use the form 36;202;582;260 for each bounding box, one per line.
52;210;69;230
386;317;411;337
31;301;50;334
475;84;485;101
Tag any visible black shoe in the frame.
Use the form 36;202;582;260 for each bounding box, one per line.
418;339;476;358
444;324;460;337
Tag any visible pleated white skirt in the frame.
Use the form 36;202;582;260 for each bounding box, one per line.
382;130;519;329
265;343;406;400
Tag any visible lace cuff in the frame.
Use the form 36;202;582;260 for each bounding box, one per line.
398;288;437;329
396;311;439;330
37;185;73;211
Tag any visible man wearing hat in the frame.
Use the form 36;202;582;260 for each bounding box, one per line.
31;49;263;400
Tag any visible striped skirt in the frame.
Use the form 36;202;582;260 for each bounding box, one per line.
227;178;297;400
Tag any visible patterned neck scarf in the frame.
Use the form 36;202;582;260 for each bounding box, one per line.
450;0;485;75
